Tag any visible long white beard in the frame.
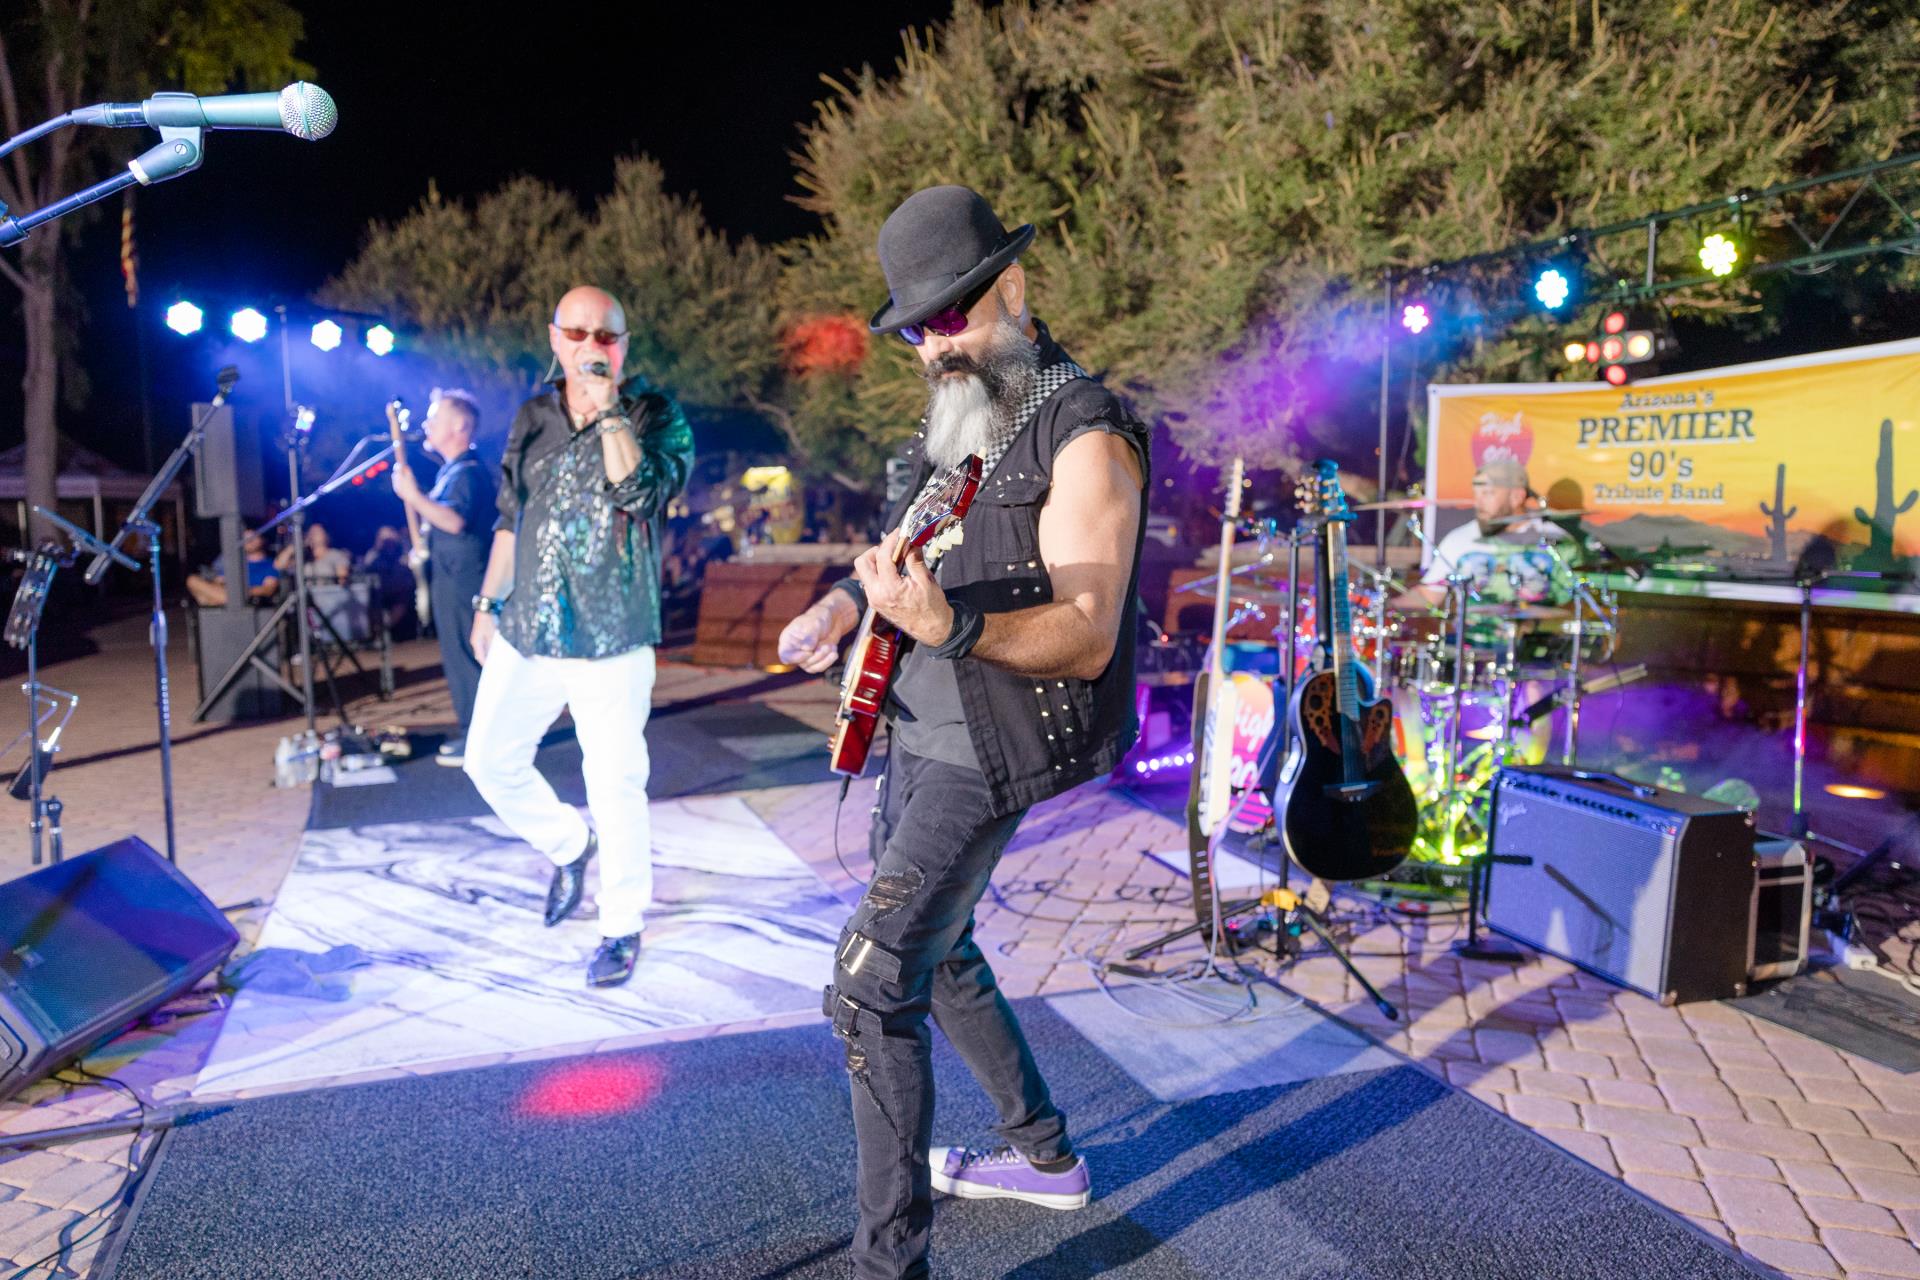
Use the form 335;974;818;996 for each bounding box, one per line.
923;374;999;471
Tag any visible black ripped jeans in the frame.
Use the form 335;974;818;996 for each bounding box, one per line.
825;748;1072;1280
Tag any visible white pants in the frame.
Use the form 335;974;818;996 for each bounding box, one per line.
465;638;655;938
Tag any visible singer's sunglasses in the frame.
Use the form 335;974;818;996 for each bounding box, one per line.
555;326;628;346
896;278;998;347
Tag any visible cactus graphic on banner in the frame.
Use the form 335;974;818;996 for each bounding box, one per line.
1854;419;1917;571
1760;462;1797;566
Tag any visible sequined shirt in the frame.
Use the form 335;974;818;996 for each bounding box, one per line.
493;378;694;660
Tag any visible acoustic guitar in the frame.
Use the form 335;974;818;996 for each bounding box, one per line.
1273;459;1416;882
828;456;982;778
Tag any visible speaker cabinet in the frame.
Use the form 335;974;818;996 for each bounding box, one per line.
0;837;237;1101
191;403;262;520
1751;837;1812;982
1486;765;1757;1005
192;603;286;723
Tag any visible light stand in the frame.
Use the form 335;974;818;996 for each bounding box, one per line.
283;415;318;734
194;422;395;726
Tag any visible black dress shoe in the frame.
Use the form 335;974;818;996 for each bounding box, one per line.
544;832;597;927
587;933;642;987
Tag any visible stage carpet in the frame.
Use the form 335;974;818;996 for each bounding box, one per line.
107;996;1766;1280
194;791;846;1097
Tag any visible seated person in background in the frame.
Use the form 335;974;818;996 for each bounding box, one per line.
186;531;280;606
361;525;416;632
275;522;352;584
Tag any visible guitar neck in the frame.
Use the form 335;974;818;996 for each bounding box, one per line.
392;432;428;550
1206;515;1238;680
1324;518;1359;719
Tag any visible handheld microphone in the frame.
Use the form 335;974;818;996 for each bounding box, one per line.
72;83;337;141
580;360;611;379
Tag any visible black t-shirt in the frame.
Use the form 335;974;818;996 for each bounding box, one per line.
427;450;495;586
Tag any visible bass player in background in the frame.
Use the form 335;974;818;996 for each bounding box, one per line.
775;186;1149;1280
392;388;495;767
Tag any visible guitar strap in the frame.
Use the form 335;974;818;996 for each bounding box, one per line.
906;354;1088;513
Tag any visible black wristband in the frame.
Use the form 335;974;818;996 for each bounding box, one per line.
931;600;984;660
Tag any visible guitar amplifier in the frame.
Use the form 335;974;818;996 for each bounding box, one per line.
1486;766;1757;1004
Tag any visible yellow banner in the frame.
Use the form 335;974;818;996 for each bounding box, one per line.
1426;340;1920;581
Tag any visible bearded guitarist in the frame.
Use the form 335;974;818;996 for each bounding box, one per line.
391;388;495;766
775;186;1149;1279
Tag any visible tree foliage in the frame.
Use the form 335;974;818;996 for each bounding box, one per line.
0;0;309;537
782;0;1920;474
325;158;780;411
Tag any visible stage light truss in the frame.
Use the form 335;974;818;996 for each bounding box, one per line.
1386;149;1920;315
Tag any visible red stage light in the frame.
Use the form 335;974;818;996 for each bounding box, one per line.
1603;364;1629;386
517;1058;664;1120
1600;337;1623;362
1584;341;1600;363
1603;311;1627;335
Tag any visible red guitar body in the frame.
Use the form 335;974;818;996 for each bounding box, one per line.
829;456;983;778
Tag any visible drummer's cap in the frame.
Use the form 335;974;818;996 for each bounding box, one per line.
1472;456;1532;493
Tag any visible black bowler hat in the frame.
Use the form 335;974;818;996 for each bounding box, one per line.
868;186;1036;334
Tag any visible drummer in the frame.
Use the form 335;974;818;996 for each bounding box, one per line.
1388;456;1573;768
1392;457;1572;616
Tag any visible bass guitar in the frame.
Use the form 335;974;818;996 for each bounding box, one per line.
1274;459;1416;882
1185;456;1244;930
828;456;982;778
385;399;432;629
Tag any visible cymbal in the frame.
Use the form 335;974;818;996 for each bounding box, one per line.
1352;497;1475;512
1464;602;1574;622
1485;509;1592;528
1221;586;1291;606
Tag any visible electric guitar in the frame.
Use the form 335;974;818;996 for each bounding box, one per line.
1274;460;1416;882
385;400;431;629
828;456;983;778
1185;456;1244;930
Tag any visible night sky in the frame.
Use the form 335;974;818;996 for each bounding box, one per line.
8;2;955;473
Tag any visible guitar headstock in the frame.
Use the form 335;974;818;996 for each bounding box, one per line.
902;455;983;556
1308;459;1353;524
1222;457;1246;520
385;399;409;440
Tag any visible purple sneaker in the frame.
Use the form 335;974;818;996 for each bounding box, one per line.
929;1145;1091;1210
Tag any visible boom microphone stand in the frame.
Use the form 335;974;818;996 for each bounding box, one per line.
83;367;238;865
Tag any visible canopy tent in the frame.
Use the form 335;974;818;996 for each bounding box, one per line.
0;436;187;562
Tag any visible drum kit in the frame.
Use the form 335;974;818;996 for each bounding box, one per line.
1177;496;1644;879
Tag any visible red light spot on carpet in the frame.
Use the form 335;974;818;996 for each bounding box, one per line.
516;1059;664;1119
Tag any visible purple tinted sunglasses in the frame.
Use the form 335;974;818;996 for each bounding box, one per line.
897;279;997;346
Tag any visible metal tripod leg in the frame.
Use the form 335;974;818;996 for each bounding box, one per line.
1291;901;1400;1021
191;596;303;722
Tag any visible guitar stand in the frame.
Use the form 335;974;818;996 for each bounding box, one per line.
1119;885;1401;1022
